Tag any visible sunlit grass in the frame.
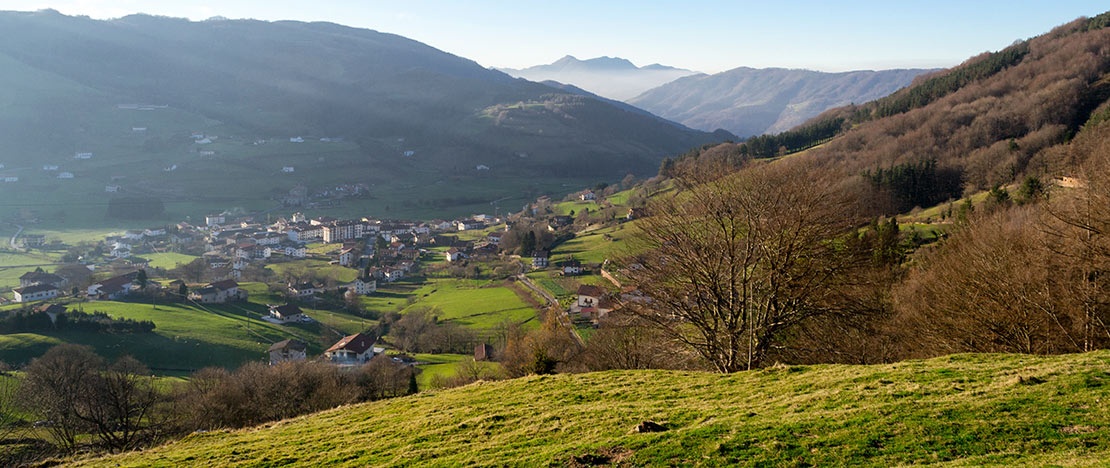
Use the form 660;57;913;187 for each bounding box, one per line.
75;351;1110;467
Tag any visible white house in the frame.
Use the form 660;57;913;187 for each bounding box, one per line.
268;339;307;365
579;191;597;201
13;284;59;303
346;277;377;295
532;250;550;268
338;248;356;267
445;247;467;263
87;272;139;300
189;279;246;303
269;304;306;323
283;244;307;258
324;332;378;364
577;284;605;308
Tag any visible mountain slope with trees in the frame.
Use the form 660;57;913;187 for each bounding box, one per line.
0;11;726;226
637;11;1110;367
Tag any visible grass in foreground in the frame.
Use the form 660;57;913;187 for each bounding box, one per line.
72;351;1110;467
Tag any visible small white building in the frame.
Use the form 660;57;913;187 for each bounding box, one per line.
282;166;295;173
57;172;74;179
268;339;307;365
13;284;59;303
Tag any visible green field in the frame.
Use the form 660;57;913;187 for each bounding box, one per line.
401;278;538;329
0;279;379;370
412;353;466;389
552;199;600;216
266;259;359;284
144;252;199;270
0;251;61;291
75;351;1110;466
550;222;637;265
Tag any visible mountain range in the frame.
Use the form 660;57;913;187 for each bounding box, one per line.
503;56;933;138
628;67;933;137
499;55;699;101
0;10;726;226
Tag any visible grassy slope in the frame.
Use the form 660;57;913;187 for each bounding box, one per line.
0;281;374;370
74;351;1110;467
401;278;538;329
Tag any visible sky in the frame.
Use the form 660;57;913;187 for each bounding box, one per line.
2;1;1107;73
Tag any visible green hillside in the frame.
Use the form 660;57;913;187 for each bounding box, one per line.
73;351;1110;466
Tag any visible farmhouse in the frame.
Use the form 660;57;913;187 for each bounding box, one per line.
346;277;377;295
532;250;550;268
324;332;379;365
188;279;246;303
288;282;320;298
268;339;308;365
445;247;467;263
20;269;67;289
579;190;597;201
87;272;140;300
269;304;306;323
13;284;59;303
558;259;583;276
576;284;606;308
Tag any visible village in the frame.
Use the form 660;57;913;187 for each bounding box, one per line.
3;185;639;370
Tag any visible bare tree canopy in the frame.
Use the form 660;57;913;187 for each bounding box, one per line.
619;161;866;372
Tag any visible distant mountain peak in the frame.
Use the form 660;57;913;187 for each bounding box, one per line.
501;56;699;101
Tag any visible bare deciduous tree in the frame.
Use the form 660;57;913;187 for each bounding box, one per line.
619;161;865;372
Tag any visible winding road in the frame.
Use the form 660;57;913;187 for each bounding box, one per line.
8;223;23;249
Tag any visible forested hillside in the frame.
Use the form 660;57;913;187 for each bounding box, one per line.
645;12;1110;365
0;10;726;226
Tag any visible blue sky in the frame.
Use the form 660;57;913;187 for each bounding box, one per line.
4;1;1107;73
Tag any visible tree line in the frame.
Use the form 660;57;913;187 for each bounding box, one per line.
1;344;414;464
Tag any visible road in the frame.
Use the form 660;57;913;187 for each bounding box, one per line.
8;223;23;249
516;273;585;347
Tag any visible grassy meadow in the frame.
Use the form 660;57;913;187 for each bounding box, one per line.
401;278;538;329
72;351;1110;467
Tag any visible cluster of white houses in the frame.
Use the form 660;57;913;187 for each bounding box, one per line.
9;210;506;303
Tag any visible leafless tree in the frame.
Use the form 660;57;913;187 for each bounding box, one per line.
619;161;866;372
